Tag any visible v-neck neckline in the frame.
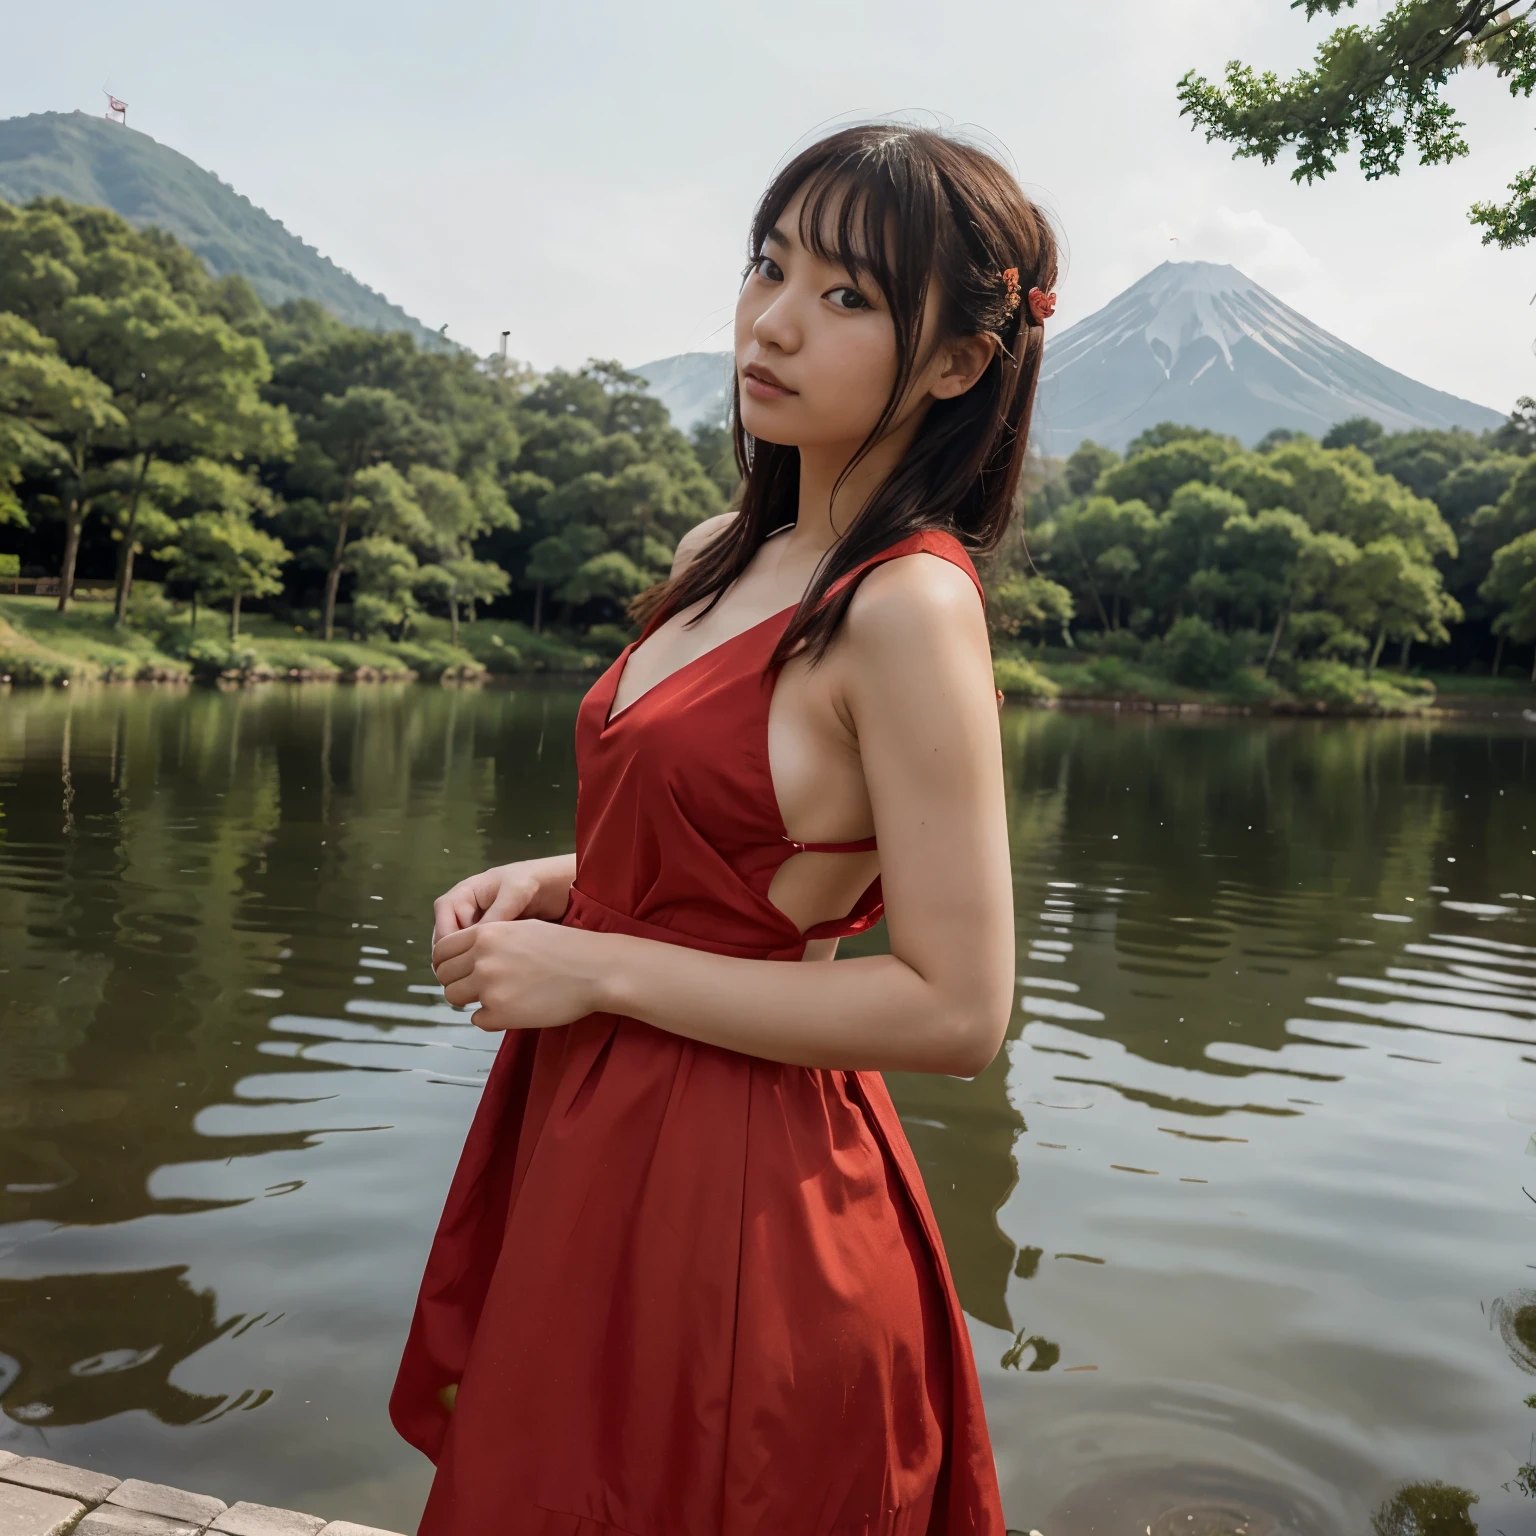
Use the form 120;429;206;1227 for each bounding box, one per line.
601;602;798;732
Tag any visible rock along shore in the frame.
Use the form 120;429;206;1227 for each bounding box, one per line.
0;1453;404;1536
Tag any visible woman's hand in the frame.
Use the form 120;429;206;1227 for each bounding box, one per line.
431;919;609;1033
432;854;576;944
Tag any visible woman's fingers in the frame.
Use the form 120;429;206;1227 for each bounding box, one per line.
433;948;476;987
442;975;481;1009
480;875;535;924
433;884;481;943
431;867;512;942
431;927;476;972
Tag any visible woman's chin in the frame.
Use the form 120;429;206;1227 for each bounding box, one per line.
738;400;806;447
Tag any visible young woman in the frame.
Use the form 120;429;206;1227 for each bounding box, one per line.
391;123;1059;1535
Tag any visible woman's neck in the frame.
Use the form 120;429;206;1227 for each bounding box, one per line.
789;415;925;559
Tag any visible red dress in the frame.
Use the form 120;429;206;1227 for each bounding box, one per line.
391;529;1005;1535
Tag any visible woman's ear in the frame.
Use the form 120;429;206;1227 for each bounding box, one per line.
929;332;1000;402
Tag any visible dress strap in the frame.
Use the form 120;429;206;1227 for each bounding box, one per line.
823;527;984;606
782;833;878;854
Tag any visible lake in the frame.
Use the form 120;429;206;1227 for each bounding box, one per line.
2;685;1534;1534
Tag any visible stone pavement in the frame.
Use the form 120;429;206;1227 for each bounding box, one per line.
0;1454;407;1536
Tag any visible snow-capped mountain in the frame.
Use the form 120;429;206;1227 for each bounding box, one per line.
1032;260;1503;453
633;260;1505;452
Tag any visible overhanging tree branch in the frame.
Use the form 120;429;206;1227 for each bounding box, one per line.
1179;0;1536;248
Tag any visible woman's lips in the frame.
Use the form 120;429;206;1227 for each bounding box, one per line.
742;365;796;400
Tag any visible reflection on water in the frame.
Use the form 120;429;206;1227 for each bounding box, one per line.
2;689;1535;1531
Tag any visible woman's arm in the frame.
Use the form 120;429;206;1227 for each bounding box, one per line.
432;554;1015;1077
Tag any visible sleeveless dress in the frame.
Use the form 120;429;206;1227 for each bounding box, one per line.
390;528;1006;1536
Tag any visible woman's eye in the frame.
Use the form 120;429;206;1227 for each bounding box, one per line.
828;286;870;311
752;256;783;283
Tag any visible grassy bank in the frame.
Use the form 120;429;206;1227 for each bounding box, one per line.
4;596;1531;719
992;644;1536;717
0;595;607;686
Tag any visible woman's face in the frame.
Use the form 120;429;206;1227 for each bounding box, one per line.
734;184;951;453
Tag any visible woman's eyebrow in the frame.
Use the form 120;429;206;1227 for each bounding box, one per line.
763;225;791;250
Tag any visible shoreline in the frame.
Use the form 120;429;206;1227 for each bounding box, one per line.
0;1451;403;1536
1;670;1528;720
1039;693;1534;720
4;599;1530;718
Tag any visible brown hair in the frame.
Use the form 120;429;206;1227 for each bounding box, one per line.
633;122;1060;668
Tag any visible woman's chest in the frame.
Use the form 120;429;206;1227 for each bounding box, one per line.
576;642;874;851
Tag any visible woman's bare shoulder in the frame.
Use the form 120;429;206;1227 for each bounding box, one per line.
833;549;990;723
843;546;986;649
670;512;738;576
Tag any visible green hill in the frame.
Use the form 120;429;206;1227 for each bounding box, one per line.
0;110;440;346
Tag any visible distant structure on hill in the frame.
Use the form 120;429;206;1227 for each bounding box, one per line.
635;260;1505;453
1032;260;1502;454
0;110;440;347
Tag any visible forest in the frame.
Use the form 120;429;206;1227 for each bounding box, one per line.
0;195;730;683
986;405;1536;710
2;193;1534;709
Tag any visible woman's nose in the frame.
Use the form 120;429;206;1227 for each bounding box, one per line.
752;291;801;354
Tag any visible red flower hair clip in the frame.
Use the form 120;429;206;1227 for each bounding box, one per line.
1000;267;1021;319
1027;286;1057;324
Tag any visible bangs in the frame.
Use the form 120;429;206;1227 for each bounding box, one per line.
751;136;941;320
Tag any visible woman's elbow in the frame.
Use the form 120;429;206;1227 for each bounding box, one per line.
930;1004;1008;1079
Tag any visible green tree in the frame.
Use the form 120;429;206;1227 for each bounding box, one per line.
1146;482;1250;620
0;313;125;604
1480;528;1536;676
59;289;291;624
1216;451;1298;515
989;573;1076;644
1054;495;1159;629
1489;394;1536;453
1370;427;1488;502
1338;534;1463;671
1211;508;1357;671
510;363;724;629
323;462;505;643
0;315;58;517
1063;439;1120;498
262;312;522;635
1321;416;1386;456
348;535;421;640
407;464;514;646
1265;440;1456;565
1462;457;1536;591
1124;422;1239;456
689;420;739;501
158;510;289;639
287;385;443;640
0;198;293;614
327;462;430;638
1179;2;1536;249
1097;436;1234;511
1436;453;1521;527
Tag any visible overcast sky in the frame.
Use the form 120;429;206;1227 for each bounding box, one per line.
7;0;1532;412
